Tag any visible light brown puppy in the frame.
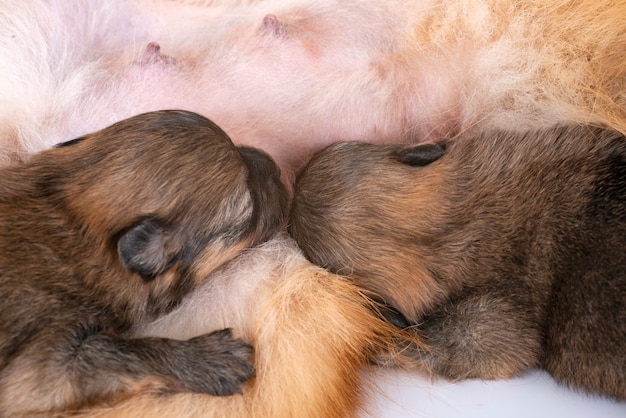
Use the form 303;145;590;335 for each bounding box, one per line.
0;110;288;417
290;125;626;401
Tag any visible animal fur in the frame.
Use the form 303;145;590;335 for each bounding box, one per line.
0;110;288;416
289;124;626;401
0;0;625;178
63;235;406;418
0;0;625;416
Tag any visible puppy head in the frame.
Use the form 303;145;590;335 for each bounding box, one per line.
45;110;288;317
289;141;450;320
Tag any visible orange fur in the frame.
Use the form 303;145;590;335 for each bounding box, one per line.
395;0;626;138
66;236;407;418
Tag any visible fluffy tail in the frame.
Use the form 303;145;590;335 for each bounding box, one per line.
65;236;409;418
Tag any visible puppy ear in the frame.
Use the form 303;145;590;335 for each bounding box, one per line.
117;218;176;281
395;142;446;167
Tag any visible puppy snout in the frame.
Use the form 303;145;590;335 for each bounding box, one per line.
239;147;283;182
238;147;290;241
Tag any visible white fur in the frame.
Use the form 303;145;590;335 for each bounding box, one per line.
2;0;623;173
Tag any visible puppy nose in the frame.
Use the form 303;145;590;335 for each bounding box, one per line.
237;146;290;241
237;147;282;181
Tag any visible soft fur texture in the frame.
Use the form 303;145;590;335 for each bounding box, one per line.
0;0;625;178
65;236;406;418
1;0;625;416
0;110;288;416
290;125;626;401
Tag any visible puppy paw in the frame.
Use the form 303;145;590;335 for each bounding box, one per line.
173;328;254;397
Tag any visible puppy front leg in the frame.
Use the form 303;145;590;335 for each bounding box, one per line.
0;326;253;416
396;291;543;381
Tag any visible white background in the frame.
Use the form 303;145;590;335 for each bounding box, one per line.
365;369;626;417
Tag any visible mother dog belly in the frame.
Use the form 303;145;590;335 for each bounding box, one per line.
1;0;625;177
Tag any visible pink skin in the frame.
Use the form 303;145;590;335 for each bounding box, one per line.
262;14;286;37
4;0;456;181
59;0;453;181
4;0;503;183
137;42;176;66
3;0;590;181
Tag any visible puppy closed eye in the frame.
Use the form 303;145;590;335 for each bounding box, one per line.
394;143;446;167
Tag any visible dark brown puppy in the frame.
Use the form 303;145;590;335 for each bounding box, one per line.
0;110;288;416
290;125;626;401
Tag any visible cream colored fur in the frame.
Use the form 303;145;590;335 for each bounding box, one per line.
0;0;624;176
